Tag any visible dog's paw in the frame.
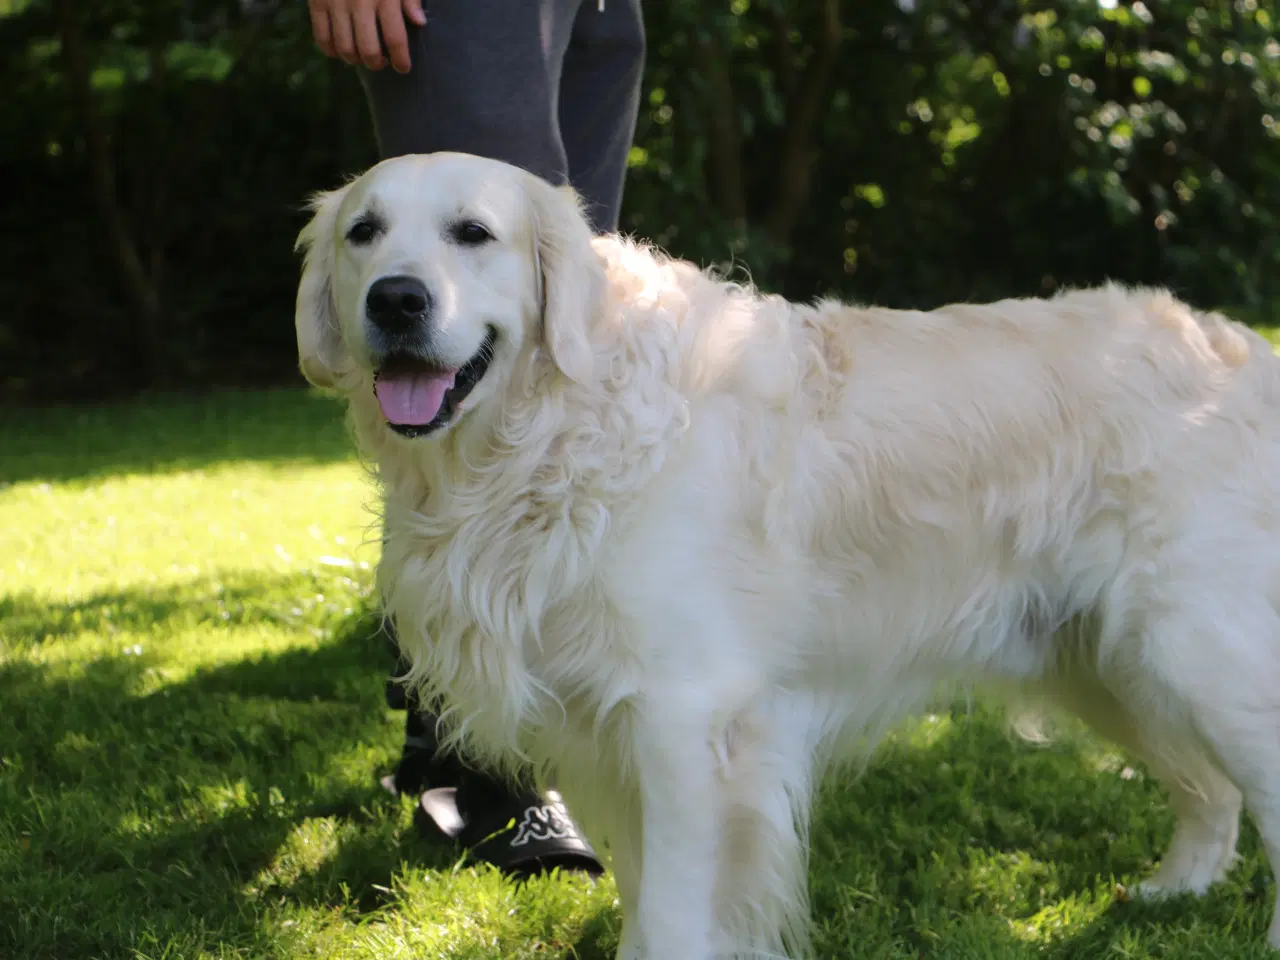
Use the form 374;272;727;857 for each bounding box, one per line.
1131;878;1203;901
1130;834;1237;902
1129;864;1222;901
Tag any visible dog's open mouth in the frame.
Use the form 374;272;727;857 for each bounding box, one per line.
373;327;498;437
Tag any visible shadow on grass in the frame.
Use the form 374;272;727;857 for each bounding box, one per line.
0;575;472;959
0;387;357;486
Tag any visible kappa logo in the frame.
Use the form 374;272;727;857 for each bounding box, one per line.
510;798;576;847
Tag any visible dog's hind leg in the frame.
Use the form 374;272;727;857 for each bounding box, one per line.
1135;758;1241;900
1116;594;1280;946
1050;675;1242;898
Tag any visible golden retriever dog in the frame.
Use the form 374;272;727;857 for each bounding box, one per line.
294;152;1280;959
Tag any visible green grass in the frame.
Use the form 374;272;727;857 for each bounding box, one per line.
1253;323;1280;347
1230;316;1280;352
4;383;1280;960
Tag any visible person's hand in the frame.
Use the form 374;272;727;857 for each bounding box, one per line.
308;0;427;75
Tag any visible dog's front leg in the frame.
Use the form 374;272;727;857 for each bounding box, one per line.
629;704;724;960
553;773;645;959
610;819;644;960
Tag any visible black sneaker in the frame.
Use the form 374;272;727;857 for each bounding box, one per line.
450;777;603;879
379;707;603;878
380;625;602;878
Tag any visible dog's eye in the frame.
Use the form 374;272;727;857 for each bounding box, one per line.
346;218;380;246
450;220;493;247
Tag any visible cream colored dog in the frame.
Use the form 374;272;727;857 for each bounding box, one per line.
295;152;1280;959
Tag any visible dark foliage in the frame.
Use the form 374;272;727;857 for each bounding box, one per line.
2;0;1278;402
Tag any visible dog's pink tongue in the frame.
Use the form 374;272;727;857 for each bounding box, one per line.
375;372;456;426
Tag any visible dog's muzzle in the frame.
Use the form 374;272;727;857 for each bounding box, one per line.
373;326;499;437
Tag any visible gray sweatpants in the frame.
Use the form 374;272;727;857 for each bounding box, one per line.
357;0;645;235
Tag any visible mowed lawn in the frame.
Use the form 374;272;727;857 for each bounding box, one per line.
4;343;1280;959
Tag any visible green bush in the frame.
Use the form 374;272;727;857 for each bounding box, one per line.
2;0;1278;402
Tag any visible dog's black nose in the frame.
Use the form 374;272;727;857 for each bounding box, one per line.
366;275;431;331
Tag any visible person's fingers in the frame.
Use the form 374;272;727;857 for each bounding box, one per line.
402;0;426;27
379;0;412;73
308;3;335;57
329;6;359;65
353;2;387;70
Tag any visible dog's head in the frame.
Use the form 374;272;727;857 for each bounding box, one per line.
294;153;605;440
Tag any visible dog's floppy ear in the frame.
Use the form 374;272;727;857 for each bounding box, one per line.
527;178;606;385
293;186;353;389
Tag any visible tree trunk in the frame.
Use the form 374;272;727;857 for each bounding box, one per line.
766;0;842;247
55;0;164;382
693;27;749;226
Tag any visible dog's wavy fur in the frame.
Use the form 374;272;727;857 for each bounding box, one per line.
296;153;1280;958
